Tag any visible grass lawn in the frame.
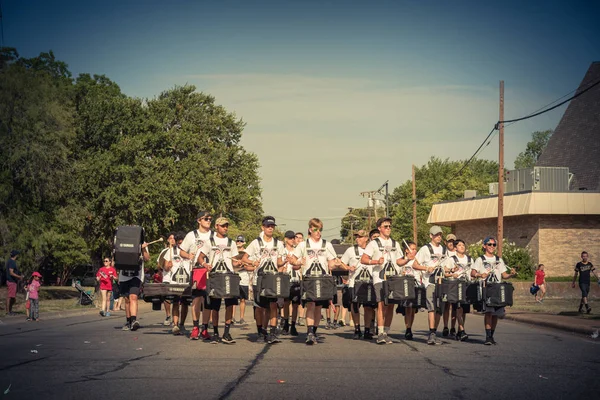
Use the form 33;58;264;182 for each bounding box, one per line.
510;297;600;320
0;286;98;317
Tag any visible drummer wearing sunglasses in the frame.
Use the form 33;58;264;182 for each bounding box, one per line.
471;236;516;345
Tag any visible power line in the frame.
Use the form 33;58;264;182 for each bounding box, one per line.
499;79;600;124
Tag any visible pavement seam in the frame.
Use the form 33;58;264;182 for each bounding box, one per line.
0;356;51;372
217;343;272;400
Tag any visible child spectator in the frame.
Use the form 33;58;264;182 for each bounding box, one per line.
534;264;546;303
27;272;42;321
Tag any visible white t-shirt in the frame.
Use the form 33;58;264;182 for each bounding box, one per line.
293;239;336;277
443;254;473;281
180;229;212;263
164;246;191;284
341;245;366;288
283;246;302;283
447;250;457;258
473;255;507;283
363;238;404;285
245;237;285;285
199;235;239;274
415;243;447;288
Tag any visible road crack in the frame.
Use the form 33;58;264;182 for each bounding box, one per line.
65;352;161;383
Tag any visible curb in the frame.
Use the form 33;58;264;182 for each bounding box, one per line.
504;313;599;336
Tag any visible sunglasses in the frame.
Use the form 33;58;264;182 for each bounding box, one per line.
218;224;229;228
104;260;110;263
486;243;497;247
201;217;212;221
381;225;392;229
311;228;322;232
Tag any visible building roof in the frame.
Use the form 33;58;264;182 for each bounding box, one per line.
427;191;600;225
536;62;600;190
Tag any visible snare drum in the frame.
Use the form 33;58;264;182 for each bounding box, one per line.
484;282;514;307
207;272;241;299
383;276;416;304
257;273;291;299
440;278;468;304
301;275;336;302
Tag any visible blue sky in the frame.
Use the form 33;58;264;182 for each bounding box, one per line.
4;0;599;237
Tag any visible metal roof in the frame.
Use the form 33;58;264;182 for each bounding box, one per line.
427;191;600;225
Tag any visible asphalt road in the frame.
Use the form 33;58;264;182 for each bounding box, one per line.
0;304;598;400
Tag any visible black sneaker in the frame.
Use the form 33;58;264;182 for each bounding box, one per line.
267;334;278;344
290;326;298;336
338;320;345;327
586;306;592;314
484;336;493;345
491;337;497;345
325;322;332;330
306;333;316;345
405;331;413;340
99;310;105;317
442;327;449;337
376;333;386;344
364;332;374;340
578;306;584;314
211;334;220;344
450;327;456;335
122;323;131;331
130;320;140;331
222;333;236;344
353;331;363;340
461;332;469;341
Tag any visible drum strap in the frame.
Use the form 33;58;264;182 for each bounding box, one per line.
426;243;447;256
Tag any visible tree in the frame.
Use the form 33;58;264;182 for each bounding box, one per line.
347;157;499;246
514;130;553;169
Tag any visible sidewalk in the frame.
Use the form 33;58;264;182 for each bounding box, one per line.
504;308;600;337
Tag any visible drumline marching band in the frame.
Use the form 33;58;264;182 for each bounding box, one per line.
134;211;517;346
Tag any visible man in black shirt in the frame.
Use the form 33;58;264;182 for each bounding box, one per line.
572;251;598;314
5;250;24;315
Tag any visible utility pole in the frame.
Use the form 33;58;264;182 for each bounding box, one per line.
412;164;417;244
497;81;505;257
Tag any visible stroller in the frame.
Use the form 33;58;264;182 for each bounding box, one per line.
74;281;95;306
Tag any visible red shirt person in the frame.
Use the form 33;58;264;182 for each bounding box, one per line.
96;258;117;317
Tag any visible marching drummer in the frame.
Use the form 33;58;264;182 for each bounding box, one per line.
397;240;419;340
241;216;286;344
197;217;242;344
413;225;447;345
179;210;213;341
340;230;370;340
282;230;301;336
289;218;340;345
442;239;472;341
471;236;516;345
360;217;410;345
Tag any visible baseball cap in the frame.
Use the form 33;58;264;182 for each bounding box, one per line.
262;216;277;226
446;233;457;241
10;250;20;257
483;236;496;245
354;229;368;237
236;235;246;243
32;271;42;278
284;230;296;239
214;217;229;226
197;210;211;219
429;226;443;235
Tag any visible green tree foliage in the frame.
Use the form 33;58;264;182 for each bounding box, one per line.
0;48;263;278
467;239;534;279
341;157;499;246
514;130;553;169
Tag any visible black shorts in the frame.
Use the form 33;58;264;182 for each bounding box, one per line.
301;300;330;308
205;297;238;311
451;303;471;313
288;283;302;304
580;283;590;298
192;289;207;300
239;285;249;300
119;278;142;297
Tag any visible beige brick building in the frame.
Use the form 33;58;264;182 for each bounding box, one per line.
428;191;600;277
428;62;600;277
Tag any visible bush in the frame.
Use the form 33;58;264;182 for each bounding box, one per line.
467;239;534;280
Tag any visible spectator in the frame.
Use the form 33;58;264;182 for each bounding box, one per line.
97;257;118;317
534;264;546;303
26;272;42;321
5;250;24;316
572;251;598;314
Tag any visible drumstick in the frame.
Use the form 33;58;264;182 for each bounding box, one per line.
147;238;164;245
